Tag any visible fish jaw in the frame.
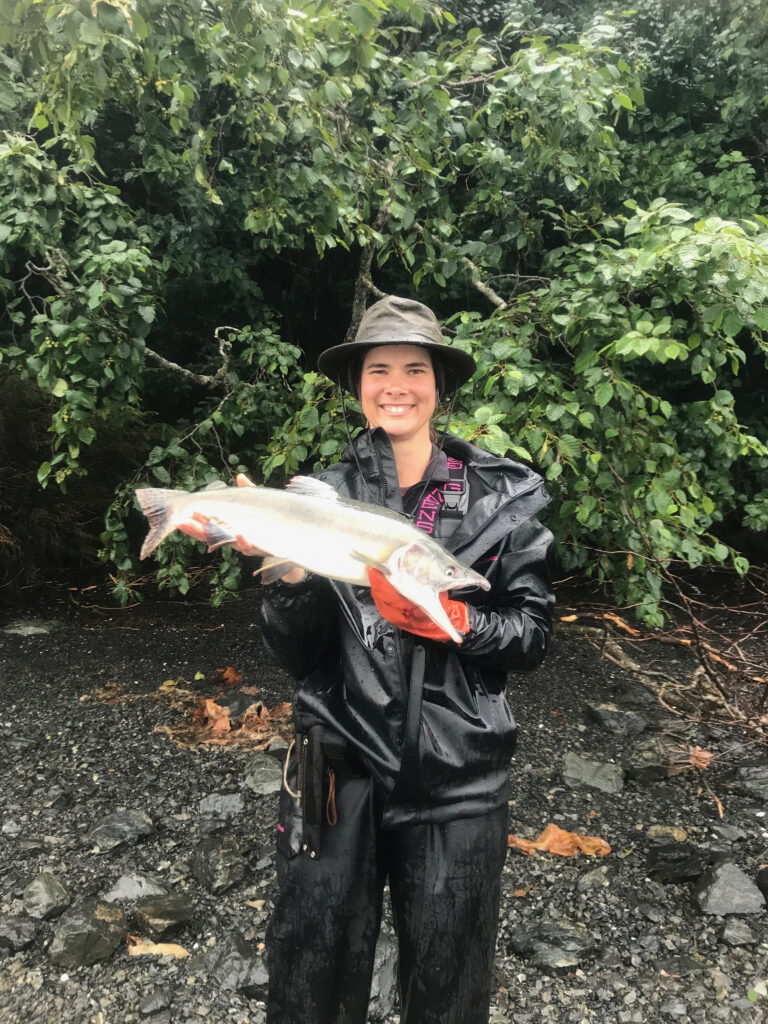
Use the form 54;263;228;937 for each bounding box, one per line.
387;576;466;644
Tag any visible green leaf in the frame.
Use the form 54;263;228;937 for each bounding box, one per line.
614;93;633;110
51;378;68;398
594;381;613;408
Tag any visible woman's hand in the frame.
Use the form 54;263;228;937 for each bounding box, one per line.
235;472;306;584
367;568;470;641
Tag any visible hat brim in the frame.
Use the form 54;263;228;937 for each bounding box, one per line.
317;337;476;389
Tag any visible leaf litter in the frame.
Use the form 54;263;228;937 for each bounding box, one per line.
80;666;293;751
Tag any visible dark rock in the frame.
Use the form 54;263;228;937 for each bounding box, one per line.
207;930;268;997
0;915;37;952
637;902;665;923
23;871;71;920
645;843;711;884
192;836;245;893
710;823;746;844
659;997;688;1018
132;893;195;940
263;736;290;761
694;862;766;916
756;865;768;901
49;898;126;967
90;809;153;852
585;702;649;737
722;918;757;946
103;874;167;903
138;986;173;1016
368;931;398;1022
731;764;768;801
243;755;283;796
198;792;245;817
624;737;668;784
562;752;624;794
508;919;599;970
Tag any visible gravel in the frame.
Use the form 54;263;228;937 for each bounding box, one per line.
1;592;767;1022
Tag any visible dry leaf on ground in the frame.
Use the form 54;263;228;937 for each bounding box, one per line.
126;934;188;959
508;822;611;857
214;665;243;686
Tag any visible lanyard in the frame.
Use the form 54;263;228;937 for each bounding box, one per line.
413;457;467;535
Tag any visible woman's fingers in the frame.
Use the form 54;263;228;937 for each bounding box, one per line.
235;473;255;488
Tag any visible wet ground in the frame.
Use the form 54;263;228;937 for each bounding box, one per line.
0;589;767;1023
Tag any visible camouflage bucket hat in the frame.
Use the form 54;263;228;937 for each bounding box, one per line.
318;295;476;392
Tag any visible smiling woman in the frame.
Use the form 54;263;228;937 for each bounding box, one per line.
255;295;555;1024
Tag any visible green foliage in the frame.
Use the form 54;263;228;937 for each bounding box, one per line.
1;0;767;619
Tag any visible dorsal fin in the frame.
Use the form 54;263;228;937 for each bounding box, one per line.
200;480;229;491
286;476;340;500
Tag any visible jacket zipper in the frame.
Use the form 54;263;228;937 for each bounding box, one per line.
452;480;544;560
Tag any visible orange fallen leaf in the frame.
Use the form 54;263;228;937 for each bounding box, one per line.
689;746;713;770
560;614;578;622
215;665;243;686
193;698;231;734
508;822;611;858
513;884;533;897
126;934;189;959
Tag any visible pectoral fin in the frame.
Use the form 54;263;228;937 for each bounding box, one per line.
350;550;391;576
254;556;302;584
204;520;238;552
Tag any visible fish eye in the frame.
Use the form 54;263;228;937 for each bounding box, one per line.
445;566;456;578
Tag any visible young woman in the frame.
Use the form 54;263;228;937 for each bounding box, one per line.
256;296;554;1024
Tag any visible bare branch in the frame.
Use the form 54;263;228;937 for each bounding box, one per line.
144;347;226;393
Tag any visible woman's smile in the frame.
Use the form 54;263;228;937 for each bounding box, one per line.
360;344;437;443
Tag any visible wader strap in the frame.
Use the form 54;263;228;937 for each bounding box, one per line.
413;457;467;535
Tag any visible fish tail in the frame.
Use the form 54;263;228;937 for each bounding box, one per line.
134;488;180;559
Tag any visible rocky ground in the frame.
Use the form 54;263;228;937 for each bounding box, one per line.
0;589;767;1024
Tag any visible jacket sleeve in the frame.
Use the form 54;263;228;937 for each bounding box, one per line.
457;517;554;670
260;574;338;680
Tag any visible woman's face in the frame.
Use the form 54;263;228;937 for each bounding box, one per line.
359;344;437;445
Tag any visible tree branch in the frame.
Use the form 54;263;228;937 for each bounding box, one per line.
345;207;391;342
144;346;227;393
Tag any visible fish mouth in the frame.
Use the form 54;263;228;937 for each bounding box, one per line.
443;569;491;594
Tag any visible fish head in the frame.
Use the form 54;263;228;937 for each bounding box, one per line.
386;541;491;596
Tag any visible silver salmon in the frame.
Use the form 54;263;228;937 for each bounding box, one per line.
135;476;490;644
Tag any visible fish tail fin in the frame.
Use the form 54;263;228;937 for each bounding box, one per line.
135;488;180;560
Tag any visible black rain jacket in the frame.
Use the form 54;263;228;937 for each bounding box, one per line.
260;429;554;827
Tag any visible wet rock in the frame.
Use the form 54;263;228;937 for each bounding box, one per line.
206;930;268;997
585;702;649;737
263;735;290;761
722;918;757;946
368;931;398;1022
508;919;599;970
23;872;71;920
0;915;37;952
192;836;245;893
645;843;710;884
659;997;688;1018
243;755;283;796
90;809;153;852
694;862;766;916
710;822;746;843
198;792;245;817
647;825;688;842
731;764;768;801
139;986;173;1017
563;752;624;794
132;894;195;940
103;873;167;903
49;898;126;967
2;618;61;635
577;864;614;889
